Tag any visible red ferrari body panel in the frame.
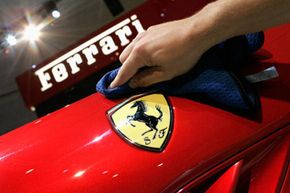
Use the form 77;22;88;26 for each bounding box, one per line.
1;4;290;193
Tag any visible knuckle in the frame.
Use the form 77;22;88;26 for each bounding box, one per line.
147;26;155;31
135;31;146;39
133;44;145;54
119;55;125;63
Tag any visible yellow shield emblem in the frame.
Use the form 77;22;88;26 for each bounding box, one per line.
107;93;173;152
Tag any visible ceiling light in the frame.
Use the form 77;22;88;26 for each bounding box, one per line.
43;1;60;19
51;10;61;19
6;34;17;46
23;25;41;42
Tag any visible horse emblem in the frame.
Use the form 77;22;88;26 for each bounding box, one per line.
107;93;173;152
127;101;163;140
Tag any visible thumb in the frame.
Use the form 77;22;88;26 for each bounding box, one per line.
129;67;169;88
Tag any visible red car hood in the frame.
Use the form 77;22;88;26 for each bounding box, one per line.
0;27;290;193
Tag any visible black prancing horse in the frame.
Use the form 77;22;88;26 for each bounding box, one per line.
127;101;163;140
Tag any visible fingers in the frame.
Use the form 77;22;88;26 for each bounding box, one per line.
109;51;144;88
129;67;170;88
109;32;147;88
119;40;135;63
119;32;145;63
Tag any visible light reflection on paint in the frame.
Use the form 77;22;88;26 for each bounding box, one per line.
112;174;119;178
102;171;108;175
85;130;111;146
74;170;86;178
116;119;131;130
25;168;34;174
157;163;164;167
0;145;32;161
34;120;41;124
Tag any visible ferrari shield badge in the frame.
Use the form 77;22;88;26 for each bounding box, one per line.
107;93;173;152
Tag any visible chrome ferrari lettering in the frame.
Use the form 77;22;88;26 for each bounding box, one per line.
66;54;82;74
115;25;133;46
35;15;144;92
131;15;144;33
82;45;98;65
35;70;52;91
51;63;68;82
99;36;118;55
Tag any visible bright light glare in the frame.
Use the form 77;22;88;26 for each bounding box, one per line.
23;25;41;42
74;170;85;178
51;10;61;19
6;34;17;46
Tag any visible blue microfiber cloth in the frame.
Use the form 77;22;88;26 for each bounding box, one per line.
96;32;264;113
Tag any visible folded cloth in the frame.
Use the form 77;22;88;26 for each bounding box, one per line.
96;32;263;113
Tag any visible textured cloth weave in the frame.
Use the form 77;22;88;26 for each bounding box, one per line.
96;33;264;112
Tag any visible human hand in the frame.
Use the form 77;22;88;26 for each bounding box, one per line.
109;16;218;88
109;0;290;89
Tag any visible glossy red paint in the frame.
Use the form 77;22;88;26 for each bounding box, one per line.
205;161;243;193
247;128;290;193
177;127;290;193
1;6;290;193
281;165;290;193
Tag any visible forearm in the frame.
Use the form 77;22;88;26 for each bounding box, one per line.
187;0;290;47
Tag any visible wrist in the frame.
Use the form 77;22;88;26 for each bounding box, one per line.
185;2;233;51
